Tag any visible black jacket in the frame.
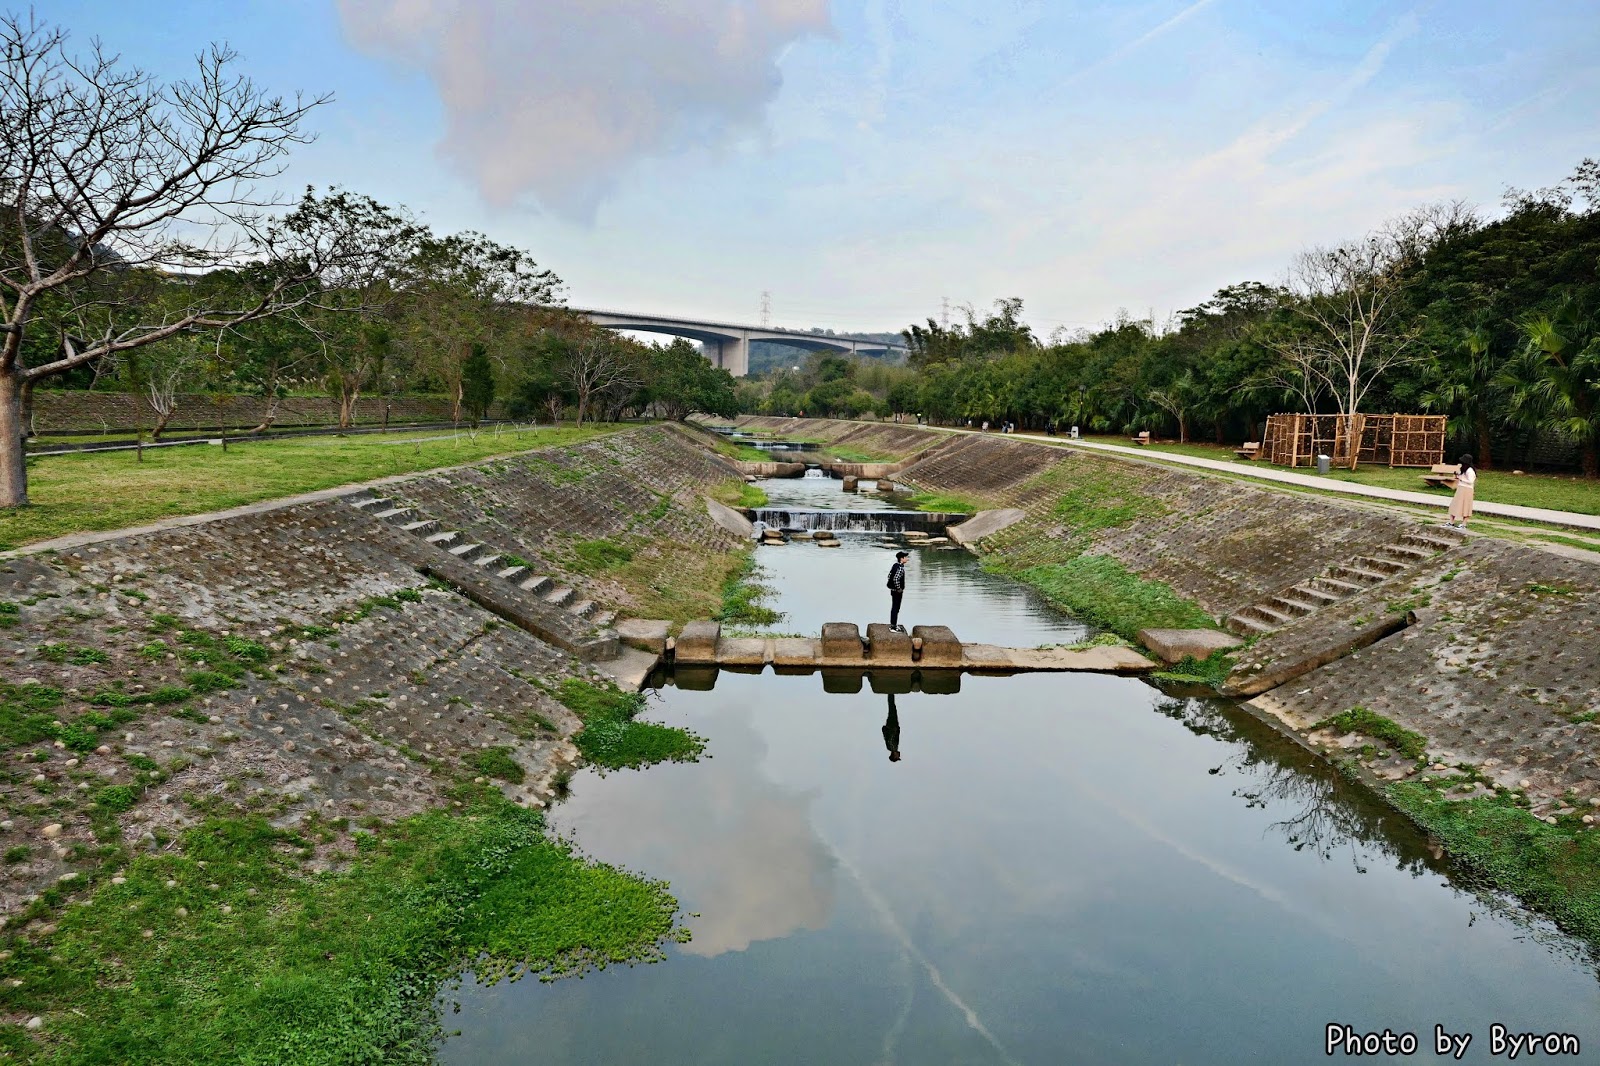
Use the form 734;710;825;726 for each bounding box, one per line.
887;561;906;592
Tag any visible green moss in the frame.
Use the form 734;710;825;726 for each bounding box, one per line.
1006;556;1214;640
714;555;781;626
1050;467;1168;533
1152;650;1235;687
0;682;65;749
555;679;704;771
1389;778;1600;943
0;801;679;1063
1314;706;1428;759
570;538;634;574
470;746;525;784
903;491;978;515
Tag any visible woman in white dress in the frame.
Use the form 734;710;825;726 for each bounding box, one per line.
1447;453;1476;529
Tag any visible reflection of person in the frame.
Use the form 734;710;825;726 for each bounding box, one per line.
1446;453;1476;529
886;550;908;632
882;693;901;762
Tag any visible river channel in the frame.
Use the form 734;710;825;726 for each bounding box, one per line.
439;476;1600;1064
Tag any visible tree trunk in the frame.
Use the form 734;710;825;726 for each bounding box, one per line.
250;394;281;435
19;378;37;440
1474;411;1493;470
1584;434;1599;479
1178;415;1188;443
150;406;175;440
0;373;29;508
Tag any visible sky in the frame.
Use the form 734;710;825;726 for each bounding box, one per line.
44;0;1600;338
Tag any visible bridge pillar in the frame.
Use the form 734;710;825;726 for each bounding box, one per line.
702;334;750;378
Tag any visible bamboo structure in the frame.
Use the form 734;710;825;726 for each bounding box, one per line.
1259;414;1445;469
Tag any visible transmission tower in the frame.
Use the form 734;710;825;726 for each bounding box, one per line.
760;291;772;328
940;296;950;329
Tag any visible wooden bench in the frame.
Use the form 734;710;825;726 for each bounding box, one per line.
1234;442;1260;460
1420;463;1461;487
1131;431;1151;446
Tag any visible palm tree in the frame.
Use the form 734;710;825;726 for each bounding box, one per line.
1498;300;1600;477
1419;324;1502;468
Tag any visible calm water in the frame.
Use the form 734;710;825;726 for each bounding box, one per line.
439;478;1600;1064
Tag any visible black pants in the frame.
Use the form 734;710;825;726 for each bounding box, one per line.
889;590;903;628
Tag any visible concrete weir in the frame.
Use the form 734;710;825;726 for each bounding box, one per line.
658;620;1154;675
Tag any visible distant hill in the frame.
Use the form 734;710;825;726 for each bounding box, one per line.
747;330;906;376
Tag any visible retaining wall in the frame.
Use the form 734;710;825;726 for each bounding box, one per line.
31;390;503;433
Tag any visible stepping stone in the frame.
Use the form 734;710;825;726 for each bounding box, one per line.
821;622;863;661
771;637;818;669
866;623;914;665
1137;628;1242;664
716;637;767;666
911;625;961;666
675;621;720;663
615;619;670;654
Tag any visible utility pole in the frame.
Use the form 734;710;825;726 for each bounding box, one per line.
760;291;772;328
940;296;950;329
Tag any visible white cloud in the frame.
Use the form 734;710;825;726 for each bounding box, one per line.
337;0;833;219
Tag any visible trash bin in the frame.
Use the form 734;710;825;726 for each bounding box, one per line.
1316;454;1331;475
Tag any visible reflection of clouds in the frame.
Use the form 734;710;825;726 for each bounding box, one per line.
555;705;835;958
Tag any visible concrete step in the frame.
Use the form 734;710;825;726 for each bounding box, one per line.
593;610;618;628
1291;584;1341;605
1227;613;1276;637
1406;531;1462;552
519;575;553;595
1379;543;1434;563
544;586;576;608
496;565;527;581
569;599;598;619
1328;565;1386;586
1351;556;1406;576
401;519;437;534
448;542;484;558
425;530;460;546
473;553;502;569
350;496;391;510
1267;589;1318;614
373;507;413;521
1311;575;1365;597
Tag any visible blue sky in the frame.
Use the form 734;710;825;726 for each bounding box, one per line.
45;0;1600;337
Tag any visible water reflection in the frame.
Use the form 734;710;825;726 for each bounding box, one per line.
442;672;1600;1066
883;694;902;762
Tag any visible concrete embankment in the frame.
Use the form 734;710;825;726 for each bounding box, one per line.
716;417;1600;825
0;425;753;918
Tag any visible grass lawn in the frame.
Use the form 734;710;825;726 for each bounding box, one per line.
1074;434;1600;516
0;424;623;551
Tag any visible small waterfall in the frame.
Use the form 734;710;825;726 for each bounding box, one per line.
750;508;955;534
802;467;827;479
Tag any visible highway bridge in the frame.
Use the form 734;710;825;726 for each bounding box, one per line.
575;308;907;377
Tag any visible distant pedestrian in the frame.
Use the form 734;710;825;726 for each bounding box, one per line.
1447;454;1476;529
887;550;908;631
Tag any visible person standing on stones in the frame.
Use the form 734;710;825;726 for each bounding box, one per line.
1446;453;1477;529
882;693;902;762
887;550;908;632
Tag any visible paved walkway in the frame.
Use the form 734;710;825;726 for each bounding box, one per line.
938;428;1600;533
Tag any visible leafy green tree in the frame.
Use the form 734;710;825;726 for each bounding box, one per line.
1500;299;1600;476
461;343;496;424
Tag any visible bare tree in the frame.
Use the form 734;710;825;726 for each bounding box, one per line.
562;333;636;427
1267;235;1421;468
0;16;368;507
